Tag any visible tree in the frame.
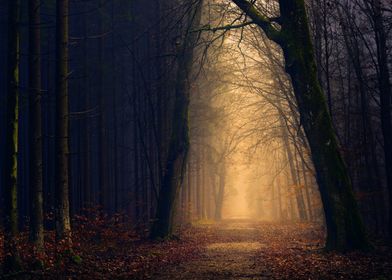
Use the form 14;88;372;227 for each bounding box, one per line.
150;0;204;239
3;0;22;272
29;0;44;252
55;0;71;244
232;0;369;251
98;0;108;212
370;0;392;237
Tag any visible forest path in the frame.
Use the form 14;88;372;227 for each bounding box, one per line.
152;219;271;279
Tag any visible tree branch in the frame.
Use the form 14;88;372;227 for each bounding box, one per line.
231;0;282;45
192;21;255;33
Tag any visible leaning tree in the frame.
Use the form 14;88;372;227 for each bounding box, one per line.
231;0;369;251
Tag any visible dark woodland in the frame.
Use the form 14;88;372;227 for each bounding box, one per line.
0;0;392;279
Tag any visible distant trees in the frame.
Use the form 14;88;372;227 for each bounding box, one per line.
307;0;391;237
150;0;204;239
372;0;392;237
3;0;22;272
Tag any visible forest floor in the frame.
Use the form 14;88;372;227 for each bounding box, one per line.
152;219;392;280
1;217;392;279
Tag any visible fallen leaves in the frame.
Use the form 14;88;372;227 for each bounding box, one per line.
253;223;392;280
0;211;206;279
1;218;391;279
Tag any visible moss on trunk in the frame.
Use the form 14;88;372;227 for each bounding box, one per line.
278;0;369;251
232;0;370;251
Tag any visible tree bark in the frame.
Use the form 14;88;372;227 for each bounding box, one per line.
29;0;44;252
232;0;369;251
150;1;204;239
98;0;108;212
55;0;71;244
3;0;22;272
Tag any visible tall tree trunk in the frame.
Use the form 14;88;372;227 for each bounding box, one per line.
214;168;225;221
372;0;392;237
98;0;107;212
201;148;207;219
111;1;119;213
275;176;283;221
150;0;203;239
196;152;202;219
3;0;22;272
187;158;192;221
29;0;44;252
55;0;71;244
232;0;369;251
82;2;91;210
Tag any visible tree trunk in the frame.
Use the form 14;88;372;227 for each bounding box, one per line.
279;0;369;251
150;1;203;239
3;0;22;272
82;2;91;210
98;0;108;212
214;166;225;221
232;0;369;251
276;177;283;221
187;158;192;221
29;0;44;252
196;153;202;219
280;113;308;221
299;145;314;221
55;0;71;244
372;0;392;237
111;1;119;213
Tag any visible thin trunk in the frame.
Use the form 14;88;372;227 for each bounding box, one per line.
3;0;22;272
187;158;192;221
82;2;91;210
98;0;107;211
201;148;207;219
55;0;71;244
196;153;202;219
111;1;118;213
215;169;225;221
276;177;283;221
29;0;44;252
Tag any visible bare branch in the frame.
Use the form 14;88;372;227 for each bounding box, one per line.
231;0;282;44
192;21;255;33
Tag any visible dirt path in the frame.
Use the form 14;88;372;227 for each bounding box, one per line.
153;220;270;279
150;220;392;280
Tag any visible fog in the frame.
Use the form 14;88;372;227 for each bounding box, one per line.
188;6;322;223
